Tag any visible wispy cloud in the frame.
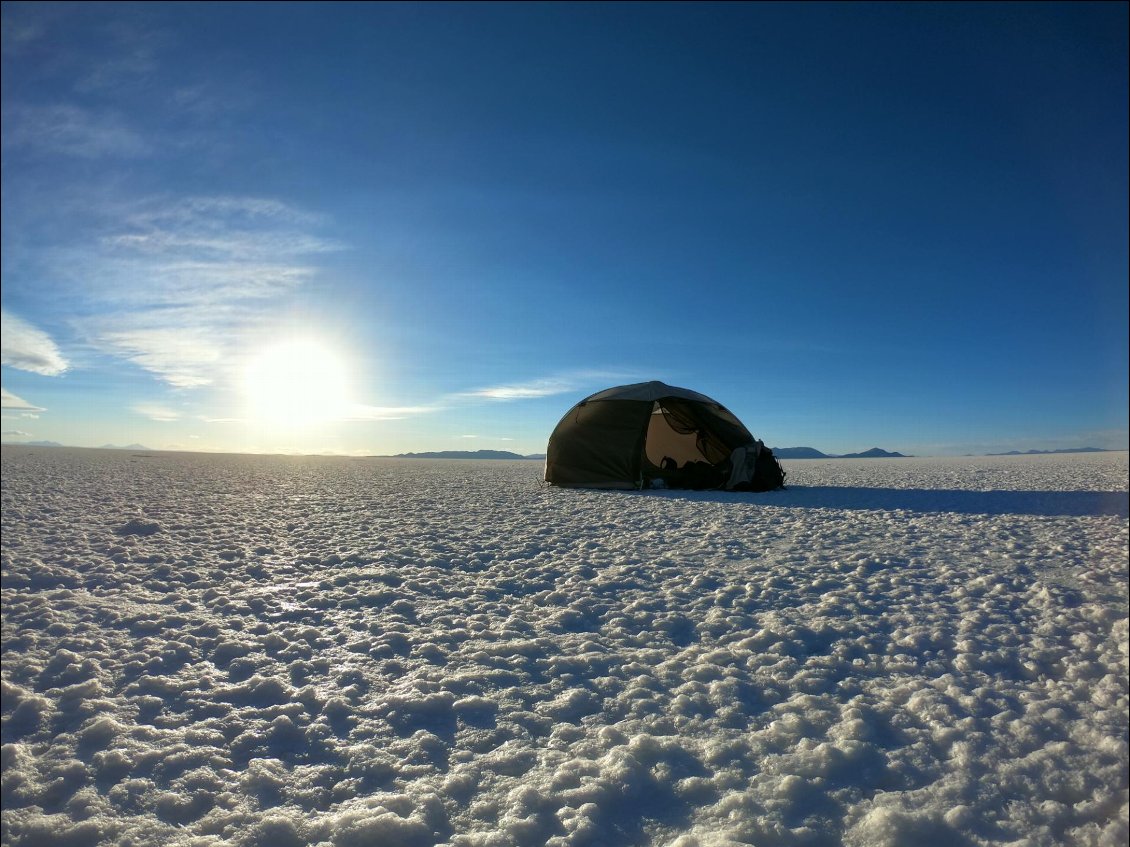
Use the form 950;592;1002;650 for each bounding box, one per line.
1;7;252;168
1;311;68;375
464;371;636;401
2;430;33;438
128;196;327;230
344;404;442;422
89;196;339;306
73;19;164;94
106;197;335;267
1;5;164;94
132;402;180;422
97;325;223;389
1;103;150;159
468;380;574;400
194;404;439;426
73;195;343;389
1;387;46;412
0;10;48;52
1;17;336;408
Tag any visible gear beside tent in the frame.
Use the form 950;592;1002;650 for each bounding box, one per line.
544;381;786;491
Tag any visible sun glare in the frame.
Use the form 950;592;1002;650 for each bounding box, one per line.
243;339;351;430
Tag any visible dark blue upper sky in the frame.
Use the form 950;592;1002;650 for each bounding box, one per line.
2;2;1126;454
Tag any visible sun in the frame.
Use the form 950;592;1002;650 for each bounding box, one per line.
243;339;351;430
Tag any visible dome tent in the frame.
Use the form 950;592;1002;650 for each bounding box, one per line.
544;381;785;491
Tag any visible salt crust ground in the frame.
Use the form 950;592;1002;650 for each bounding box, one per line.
1;446;1127;847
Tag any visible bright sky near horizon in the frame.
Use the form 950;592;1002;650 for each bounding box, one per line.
2;2;1127;457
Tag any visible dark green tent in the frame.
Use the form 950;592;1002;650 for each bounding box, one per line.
544;381;784;491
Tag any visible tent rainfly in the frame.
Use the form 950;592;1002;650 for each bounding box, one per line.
544;381;785;491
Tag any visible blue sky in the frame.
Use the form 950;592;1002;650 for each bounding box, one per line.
2;2;1127;456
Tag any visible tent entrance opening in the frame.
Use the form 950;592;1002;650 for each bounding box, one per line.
643;402;710;468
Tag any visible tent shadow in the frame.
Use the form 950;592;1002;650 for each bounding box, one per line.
642;486;1129;518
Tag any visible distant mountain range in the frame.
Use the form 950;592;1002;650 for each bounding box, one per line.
771;447;909;459
985;447;1114;456
3;442;1116;459
388;450;544;460
772;446;1116;458
1;441;153;450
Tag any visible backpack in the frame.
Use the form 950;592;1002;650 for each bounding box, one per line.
749;446;786;491
729;441;786;492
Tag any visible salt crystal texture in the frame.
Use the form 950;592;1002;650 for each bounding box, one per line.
1;446;1127;846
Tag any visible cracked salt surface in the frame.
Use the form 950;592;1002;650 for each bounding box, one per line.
1;446;1126;847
